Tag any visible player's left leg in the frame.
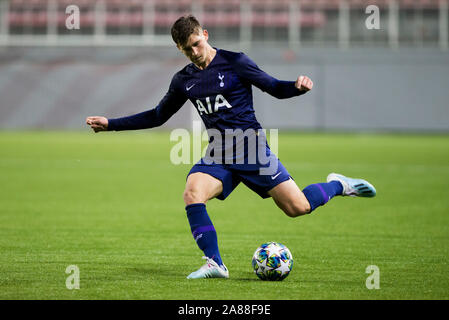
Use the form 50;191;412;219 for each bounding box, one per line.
237;150;345;216
268;174;376;217
268;177;345;217
267;178;312;217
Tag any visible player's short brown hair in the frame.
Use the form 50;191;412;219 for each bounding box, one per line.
171;15;202;47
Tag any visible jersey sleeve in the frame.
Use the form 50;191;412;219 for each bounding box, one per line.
107;74;187;131
232;52;306;99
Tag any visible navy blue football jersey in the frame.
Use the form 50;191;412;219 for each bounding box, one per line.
108;48;304;133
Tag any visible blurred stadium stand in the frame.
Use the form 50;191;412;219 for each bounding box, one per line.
0;1;448;131
1;0;447;47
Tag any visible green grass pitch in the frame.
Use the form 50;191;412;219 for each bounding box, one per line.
0;130;448;300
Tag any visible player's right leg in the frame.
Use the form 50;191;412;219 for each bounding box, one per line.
183;172;223;206
184;172;229;279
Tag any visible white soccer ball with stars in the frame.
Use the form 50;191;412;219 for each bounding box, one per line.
252;242;293;281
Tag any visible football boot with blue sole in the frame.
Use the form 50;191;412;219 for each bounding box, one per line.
327;173;376;197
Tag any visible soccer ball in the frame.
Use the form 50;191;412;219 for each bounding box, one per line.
252;242;293;281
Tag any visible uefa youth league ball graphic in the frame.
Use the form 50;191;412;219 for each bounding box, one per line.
252;242;293;281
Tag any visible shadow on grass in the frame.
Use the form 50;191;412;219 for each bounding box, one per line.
230;277;260;282
125;266;182;278
125;264;265;282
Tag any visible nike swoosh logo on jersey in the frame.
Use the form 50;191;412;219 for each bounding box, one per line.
271;172;281;180
186;84;196;91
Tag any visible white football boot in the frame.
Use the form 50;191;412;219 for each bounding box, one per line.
186;256;229;279
327;173;376;197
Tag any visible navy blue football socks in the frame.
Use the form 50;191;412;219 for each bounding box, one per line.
185;182;342;265
302;181;343;212
186;203;223;266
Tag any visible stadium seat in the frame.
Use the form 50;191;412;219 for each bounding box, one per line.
5;0;445;32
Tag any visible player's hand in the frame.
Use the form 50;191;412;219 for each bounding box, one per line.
295;75;313;92
86;116;108;133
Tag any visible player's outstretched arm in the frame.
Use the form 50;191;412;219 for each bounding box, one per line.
86;74;187;133
86;116;108;133
295;75;313;93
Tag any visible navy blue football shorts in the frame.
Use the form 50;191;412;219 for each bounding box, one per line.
187;151;292;200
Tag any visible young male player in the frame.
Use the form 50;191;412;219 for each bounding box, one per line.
86;15;376;279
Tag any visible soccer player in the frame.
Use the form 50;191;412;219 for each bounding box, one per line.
86;15;376;279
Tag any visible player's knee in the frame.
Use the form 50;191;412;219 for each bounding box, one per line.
183;188;206;206
283;201;311;218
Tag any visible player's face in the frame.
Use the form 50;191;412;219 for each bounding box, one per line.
178;29;210;66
